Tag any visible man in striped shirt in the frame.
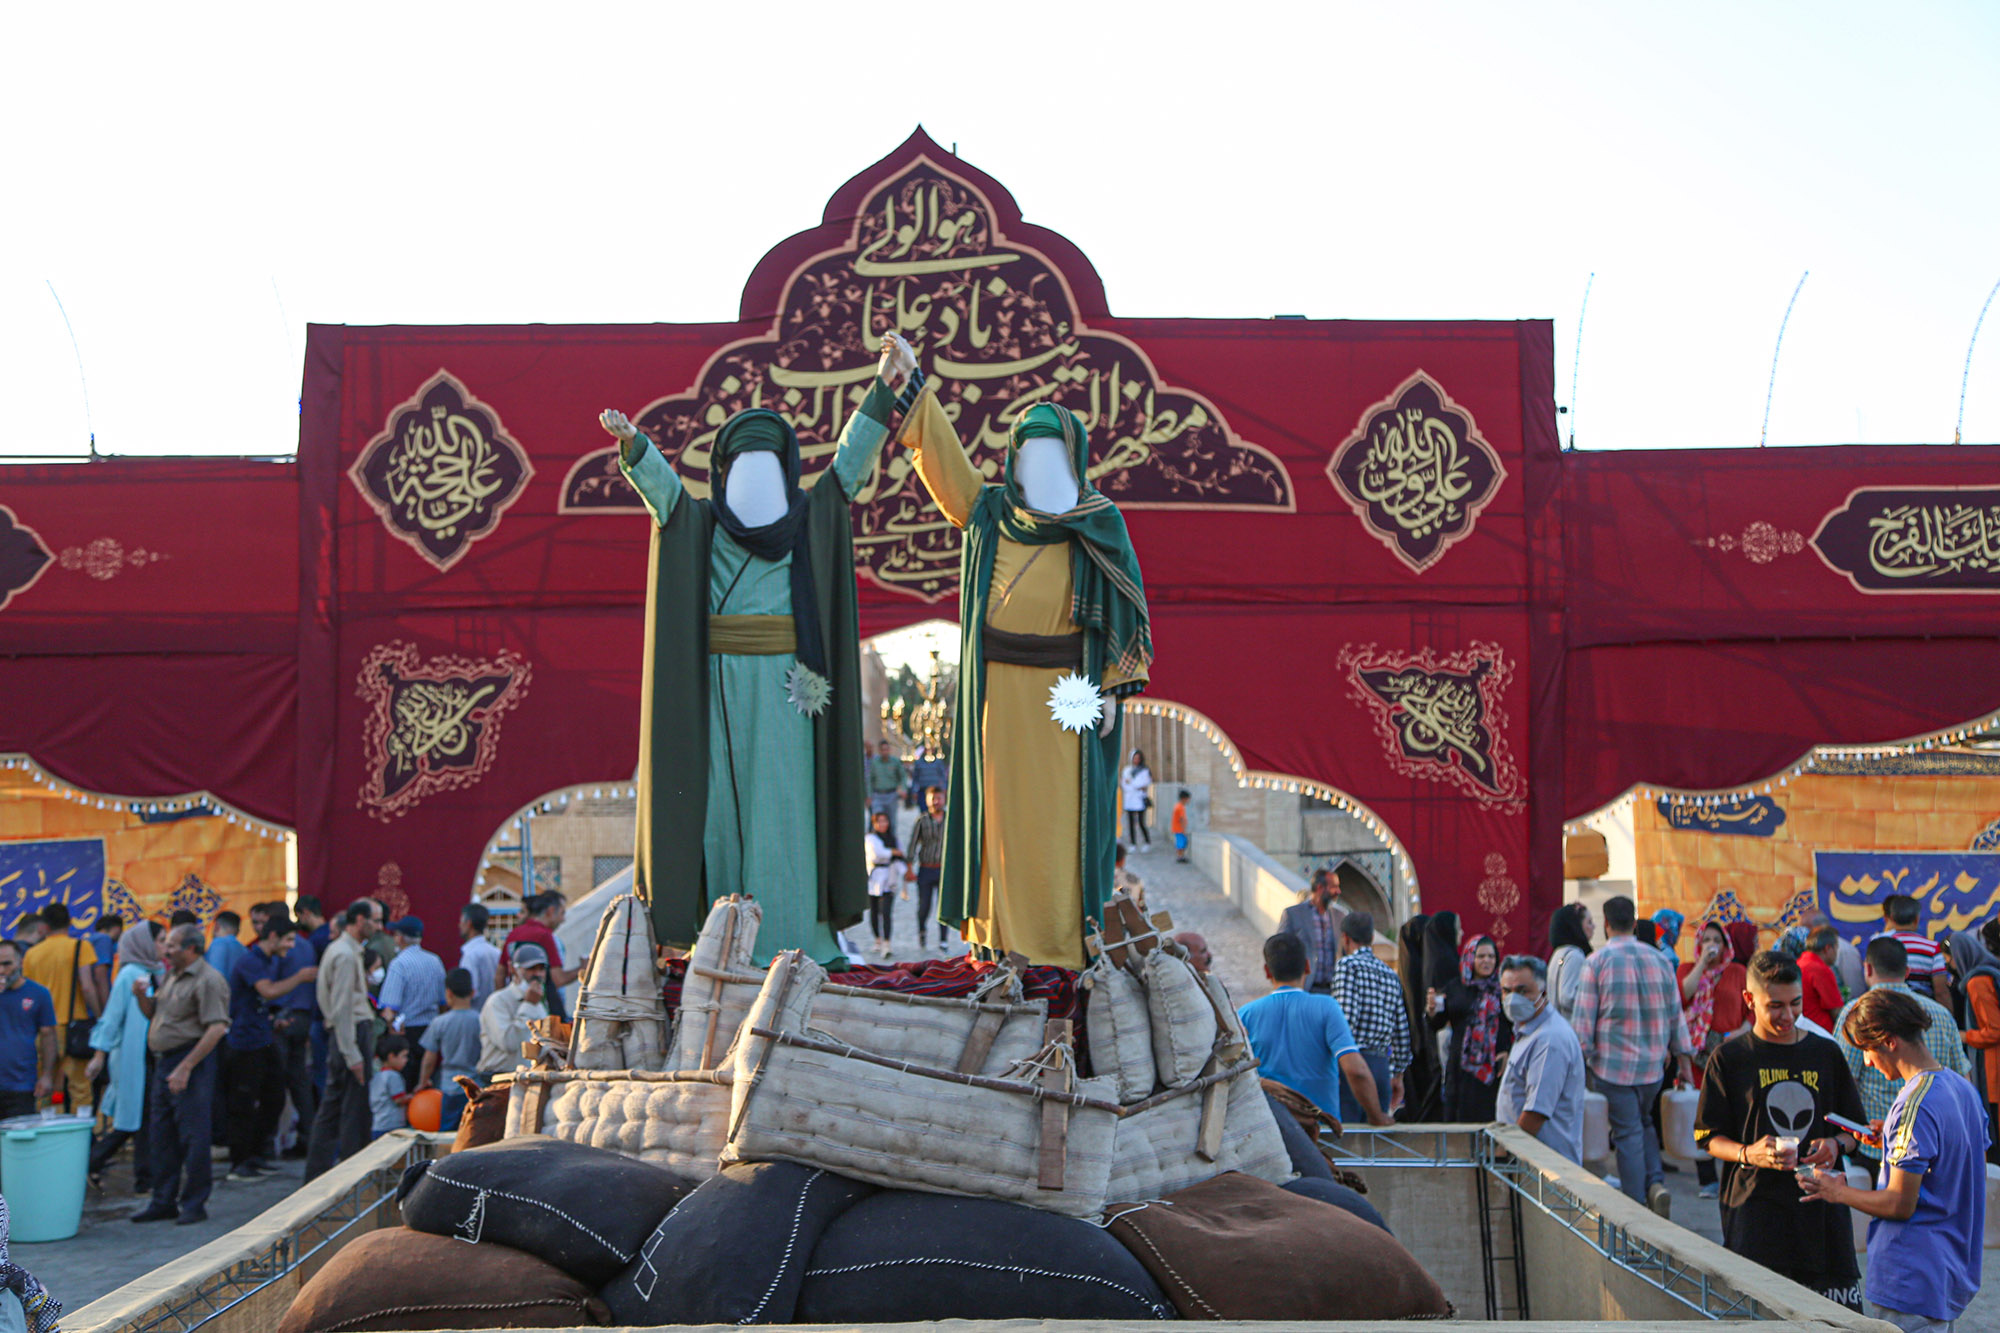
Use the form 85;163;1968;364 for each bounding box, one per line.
1333;911;1410;1120
1571;895;1695;1214
1878;895;1951;1009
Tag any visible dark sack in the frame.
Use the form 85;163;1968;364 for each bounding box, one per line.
601;1160;875;1326
397;1137;695;1286
1265;1090;1333;1181
451;1077;510;1152
1283;1175;1390;1233
1107;1171;1447;1320
277;1227;609;1333
796;1189;1176;1323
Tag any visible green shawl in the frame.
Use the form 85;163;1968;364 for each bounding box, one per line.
631;415;868;949
940;402;1153;950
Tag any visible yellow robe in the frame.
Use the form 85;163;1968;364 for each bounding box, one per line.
899;390;1142;969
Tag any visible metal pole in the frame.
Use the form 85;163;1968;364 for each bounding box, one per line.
1760;270;1809;446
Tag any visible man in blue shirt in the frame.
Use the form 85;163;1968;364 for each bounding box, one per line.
272;917;320;1155
1803;986;1988;1332
1238;933;1392;1125
0;939;57;1120
226;917;313;1179
205;912;247;980
378;917;446;1093
1495;954;1587;1163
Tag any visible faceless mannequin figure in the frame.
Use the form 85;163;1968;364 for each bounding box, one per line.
598;336;917;964
883;332;1152;969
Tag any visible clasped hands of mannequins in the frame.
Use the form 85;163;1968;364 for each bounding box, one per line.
601;333;1117;736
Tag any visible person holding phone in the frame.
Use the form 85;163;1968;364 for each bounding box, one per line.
1694;950;1868;1310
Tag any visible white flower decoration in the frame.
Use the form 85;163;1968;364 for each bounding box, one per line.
1047;671;1104;733
786;663;832;718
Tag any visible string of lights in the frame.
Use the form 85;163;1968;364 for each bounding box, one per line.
0;752;291;840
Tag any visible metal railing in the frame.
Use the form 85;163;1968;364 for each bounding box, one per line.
1325;1126;1788;1322
77;1136;443;1333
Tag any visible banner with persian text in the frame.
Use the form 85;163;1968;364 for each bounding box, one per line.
1814;849;2000;946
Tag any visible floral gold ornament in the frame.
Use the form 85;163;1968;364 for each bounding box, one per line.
57;537;168;581
1046;671;1105;734
1327;370;1506;574
1476;853;1521;949
355;640;532;821
785;662;833;718
349;370;535;572
1339;640;1524;810
1698;520;1806;565
1811;485;2000;593
560;154;1294;601
0;505;52;612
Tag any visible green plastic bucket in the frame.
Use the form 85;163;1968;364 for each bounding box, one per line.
0;1115;92;1241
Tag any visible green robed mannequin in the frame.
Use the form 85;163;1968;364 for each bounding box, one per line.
598;339;910;964
885;333;1153;969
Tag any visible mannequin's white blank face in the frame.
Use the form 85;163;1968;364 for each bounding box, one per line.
724;451;788;527
1015;437;1080;514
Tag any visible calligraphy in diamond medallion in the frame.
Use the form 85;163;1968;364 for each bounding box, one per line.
1327;371;1505;574
356;641;532;821
350;371;534;571
1339;641;1524;810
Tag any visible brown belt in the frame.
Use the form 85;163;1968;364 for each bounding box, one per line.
708;614;796;655
982;625;1083;670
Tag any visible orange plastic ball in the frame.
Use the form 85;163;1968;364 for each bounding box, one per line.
405;1087;443;1132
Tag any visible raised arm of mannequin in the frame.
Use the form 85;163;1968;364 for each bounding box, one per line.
897;381;981;528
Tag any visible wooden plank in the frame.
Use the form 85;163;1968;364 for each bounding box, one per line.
955;1007;1008;1074
1195;1056;1228;1161
699;900;740;1069
1037;1018;1072;1190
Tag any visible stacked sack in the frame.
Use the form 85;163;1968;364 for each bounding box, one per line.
279;1137;1446;1328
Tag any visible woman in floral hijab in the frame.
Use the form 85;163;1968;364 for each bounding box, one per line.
1439;934;1506;1122
0;1195;61;1333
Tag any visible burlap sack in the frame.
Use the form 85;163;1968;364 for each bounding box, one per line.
572;894;667;1072
1144;948;1218;1088
1284;1175;1389;1233
667;896;762;1070
276;1228;608;1333
1106;1171;1448;1320
1106;1065;1292;1201
452;1077;510;1153
1083;958;1156;1103
397;1137;696;1286
511;1069;731;1180
797;1188;1176;1323
726;954;1120;1219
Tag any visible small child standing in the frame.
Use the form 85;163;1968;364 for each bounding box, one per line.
369;1034;412;1140
1171;790;1192;863
421;969;484;1133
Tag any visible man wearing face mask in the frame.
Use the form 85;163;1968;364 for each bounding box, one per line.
891;334;1152;969
599;340;903;965
1495;955;1586;1163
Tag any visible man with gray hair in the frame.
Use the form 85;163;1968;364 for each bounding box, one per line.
1496;954;1587;1164
306;902;382;1181
1333;911;1410;1121
480;944;551;1078
131;923;230;1224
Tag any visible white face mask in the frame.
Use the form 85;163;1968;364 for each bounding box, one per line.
1502;992;1541;1025
724;451;789;527
1015;437;1079;514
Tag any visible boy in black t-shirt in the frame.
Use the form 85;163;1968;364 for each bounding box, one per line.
1694;950;1868;1310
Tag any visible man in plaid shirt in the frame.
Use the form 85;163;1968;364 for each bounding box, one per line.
1334;911;1410;1120
1571;895;1695;1216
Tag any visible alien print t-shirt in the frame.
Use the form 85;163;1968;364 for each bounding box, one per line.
1695;1031;1865;1302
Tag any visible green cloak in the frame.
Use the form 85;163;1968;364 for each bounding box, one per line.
629;411;869;950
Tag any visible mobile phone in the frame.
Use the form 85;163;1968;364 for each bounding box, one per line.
1824;1112;1872;1137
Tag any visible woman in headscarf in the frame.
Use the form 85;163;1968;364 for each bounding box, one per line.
601;340;905;962
1774;924;1810;960
1651;909;1684;964
1395;914;1442;1122
1944;930;2000;1163
1437;934;1506;1121
895;340;1151;968
1677;918;1752;1197
1546;902;1594;1022
85;921;160;1191
0;1195;62;1333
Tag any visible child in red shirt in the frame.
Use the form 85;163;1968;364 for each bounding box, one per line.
1170;790;1190;863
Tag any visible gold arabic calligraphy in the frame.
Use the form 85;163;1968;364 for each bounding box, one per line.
356;642;531;821
385;678;500;790
1363;667;1492;779
1865;502;2000;580
351;372;533;571
1827;859;2000;937
560;159;1293;600
1328;371;1504;574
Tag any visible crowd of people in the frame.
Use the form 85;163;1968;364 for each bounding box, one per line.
1239;882;1992;1330
0;889;585;1228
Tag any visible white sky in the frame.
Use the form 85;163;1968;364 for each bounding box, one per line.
4;2;1996;458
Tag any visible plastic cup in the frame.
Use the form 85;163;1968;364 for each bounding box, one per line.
1776;1136;1800;1169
